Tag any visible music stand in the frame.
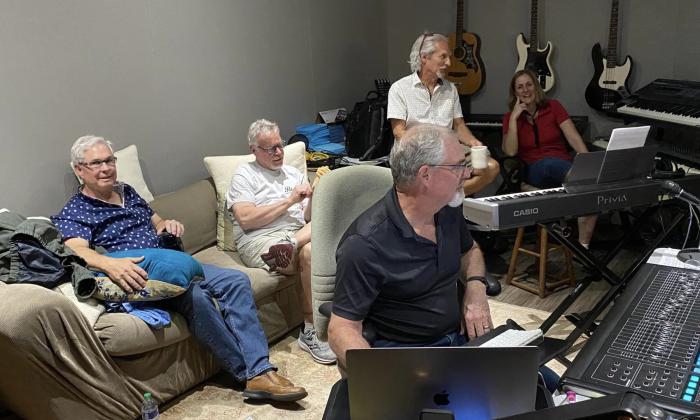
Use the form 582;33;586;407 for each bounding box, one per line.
562;147;657;194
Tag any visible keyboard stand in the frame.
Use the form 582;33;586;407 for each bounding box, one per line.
564;312;597;337
534;203;687;367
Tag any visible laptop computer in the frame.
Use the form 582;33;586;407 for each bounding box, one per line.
346;346;539;420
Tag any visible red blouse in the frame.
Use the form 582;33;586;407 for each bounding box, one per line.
503;99;572;164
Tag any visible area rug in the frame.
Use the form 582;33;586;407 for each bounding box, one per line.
160;300;584;419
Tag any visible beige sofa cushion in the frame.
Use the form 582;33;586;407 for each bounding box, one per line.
150;179;218;255
203;141;307;251
94;311;190;356
192;246;297;301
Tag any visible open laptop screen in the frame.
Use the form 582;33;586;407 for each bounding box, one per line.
347;346;539;420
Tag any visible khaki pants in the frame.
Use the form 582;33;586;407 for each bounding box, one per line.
237;226;301;270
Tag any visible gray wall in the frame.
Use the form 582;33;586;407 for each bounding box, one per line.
3;0;698;216
388;0;700;138
0;0;387;216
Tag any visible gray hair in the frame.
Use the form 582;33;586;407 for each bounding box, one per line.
247;119;280;146
390;124;451;188
408;33;448;73
71;135;114;165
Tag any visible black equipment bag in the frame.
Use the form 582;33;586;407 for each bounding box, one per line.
344;90;393;160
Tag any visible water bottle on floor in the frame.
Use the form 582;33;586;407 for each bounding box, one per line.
141;392;160;420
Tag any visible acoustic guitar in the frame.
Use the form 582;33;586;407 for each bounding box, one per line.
515;0;555;92
446;0;485;96
584;0;633;112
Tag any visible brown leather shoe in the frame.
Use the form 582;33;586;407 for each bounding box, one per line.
243;371;307;402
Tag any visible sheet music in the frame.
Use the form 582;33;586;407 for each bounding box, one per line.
595;126;654;184
647;247;700;270
606;126;650;151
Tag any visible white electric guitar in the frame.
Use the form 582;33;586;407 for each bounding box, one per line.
515;0;555;92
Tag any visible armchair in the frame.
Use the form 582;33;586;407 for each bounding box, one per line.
310;165;394;339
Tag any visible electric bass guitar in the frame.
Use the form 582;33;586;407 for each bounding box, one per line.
515;0;555;92
584;0;633;112
446;0;485;95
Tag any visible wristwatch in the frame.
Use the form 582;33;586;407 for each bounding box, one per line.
464;275;489;288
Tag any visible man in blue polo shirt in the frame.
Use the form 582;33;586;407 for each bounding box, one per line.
328;124;493;368
52;135;307;402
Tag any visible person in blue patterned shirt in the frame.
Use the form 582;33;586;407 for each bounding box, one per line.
52;135;307;403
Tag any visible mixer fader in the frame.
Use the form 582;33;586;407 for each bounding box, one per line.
563;264;700;414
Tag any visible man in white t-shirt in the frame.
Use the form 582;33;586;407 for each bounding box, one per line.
227;119;336;365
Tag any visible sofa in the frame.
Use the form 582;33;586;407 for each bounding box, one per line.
0;145;306;420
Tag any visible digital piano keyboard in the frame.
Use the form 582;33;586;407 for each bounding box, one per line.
462;180;679;230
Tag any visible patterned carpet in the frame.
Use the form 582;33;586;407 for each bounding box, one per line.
160;299;583;419
161;334;341;420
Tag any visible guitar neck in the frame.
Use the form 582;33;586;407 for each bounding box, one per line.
530;0;538;48
606;0;620;67
456;0;464;46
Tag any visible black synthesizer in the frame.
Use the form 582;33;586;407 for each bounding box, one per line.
616;79;700;127
561;263;700;415
462;176;700;230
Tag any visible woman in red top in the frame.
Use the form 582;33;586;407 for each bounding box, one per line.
502;69;595;247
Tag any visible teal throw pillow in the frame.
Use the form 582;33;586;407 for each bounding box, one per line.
92;248;204;302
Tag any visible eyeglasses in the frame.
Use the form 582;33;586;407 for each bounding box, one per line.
525;113;540;147
79;156;117;170
256;144;284;156
428;160;470;174
418;32;434;56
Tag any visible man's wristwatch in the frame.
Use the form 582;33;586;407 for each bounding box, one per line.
464;275;489;288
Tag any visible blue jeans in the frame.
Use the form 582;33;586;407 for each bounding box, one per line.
526;157;572;189
167;264;273;381
373;330;560;392
373;330;467;347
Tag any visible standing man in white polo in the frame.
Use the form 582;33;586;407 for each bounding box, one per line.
388;32;500;197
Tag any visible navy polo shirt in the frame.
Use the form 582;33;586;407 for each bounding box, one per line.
51;183;160;252
332;188;474;344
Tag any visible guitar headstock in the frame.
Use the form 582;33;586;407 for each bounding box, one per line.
374;78;391;96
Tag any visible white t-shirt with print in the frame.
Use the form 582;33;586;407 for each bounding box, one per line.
226;161;308;247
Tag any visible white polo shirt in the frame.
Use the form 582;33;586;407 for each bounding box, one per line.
387;72;463;131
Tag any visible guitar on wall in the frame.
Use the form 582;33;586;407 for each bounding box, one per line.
584;0;632;112
446;0;485;96
515;0;555;92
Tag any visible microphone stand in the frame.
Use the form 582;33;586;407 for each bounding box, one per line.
661;181;700;266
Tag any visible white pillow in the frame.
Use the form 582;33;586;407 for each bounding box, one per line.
53;282;106;327
114;145;155;202
71;144;155;202
203;141;307;251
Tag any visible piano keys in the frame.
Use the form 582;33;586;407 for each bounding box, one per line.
465;113;503;130
465;114;590;131
616;79;700;127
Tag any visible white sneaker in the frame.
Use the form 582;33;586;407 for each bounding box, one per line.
298;326;337;364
